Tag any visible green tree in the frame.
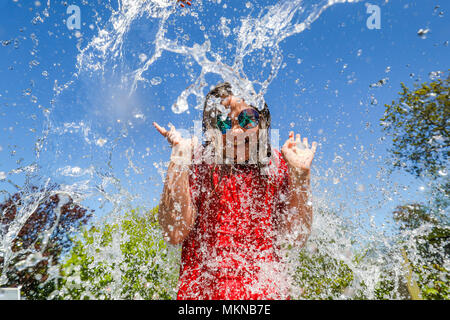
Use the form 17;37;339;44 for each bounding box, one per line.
293;243;355;299
393;203;449;299
382;72;449;299
293;242;413;300
0;184;92;300
381;71;449;178
56;206;180;300
291;209;370;300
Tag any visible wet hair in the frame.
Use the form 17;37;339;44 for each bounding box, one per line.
201;82;272;167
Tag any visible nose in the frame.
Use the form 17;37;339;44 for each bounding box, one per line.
229;121;244;135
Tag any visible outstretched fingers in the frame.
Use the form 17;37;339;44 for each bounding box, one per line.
303;137;308;149
153;121;179;146
286;131;296;148
153;121;168;137
290;131;318;153
311;141;318;153
166;123;179;145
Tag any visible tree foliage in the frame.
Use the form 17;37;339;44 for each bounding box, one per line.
393;203;449;300
0;184;93;299
382;71;449;300
56;207;180;300
381;71;449;178
293;245;355;299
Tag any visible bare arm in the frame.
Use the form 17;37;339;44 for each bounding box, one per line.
153;122;198;245
158;161;196;245
283;167;313;246
280;131;317;246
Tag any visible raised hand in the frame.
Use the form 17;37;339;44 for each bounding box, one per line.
153;121;183;146
281;131;317;172
153;121;198;165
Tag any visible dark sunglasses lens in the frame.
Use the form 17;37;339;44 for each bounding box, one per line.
238;109;259;129
216;115;232;134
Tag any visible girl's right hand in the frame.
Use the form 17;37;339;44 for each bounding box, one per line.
153;121;183;146
153;121;198;165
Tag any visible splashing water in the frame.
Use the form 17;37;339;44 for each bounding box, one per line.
75;0;360;113
1;0;448;300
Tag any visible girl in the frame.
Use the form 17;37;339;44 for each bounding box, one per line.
153;82;317;299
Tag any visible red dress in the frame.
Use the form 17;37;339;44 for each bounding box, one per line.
176;146;291;300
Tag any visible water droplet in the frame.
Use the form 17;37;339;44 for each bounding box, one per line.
151;77;162;85
369;78;388;88
370;96;378;105
417;28;430;39
139;53;147;63
172;95;188;114
29;60;40;67
219;17;231;37
96;138;107;147
428;70;443;80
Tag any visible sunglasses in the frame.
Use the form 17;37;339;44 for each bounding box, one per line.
216;108;260;134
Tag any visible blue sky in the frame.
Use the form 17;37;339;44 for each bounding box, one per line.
0;0;448;231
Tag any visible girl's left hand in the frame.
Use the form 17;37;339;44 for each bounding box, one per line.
281;131;317;171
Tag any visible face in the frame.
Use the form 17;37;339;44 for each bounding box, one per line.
218;95;259;160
